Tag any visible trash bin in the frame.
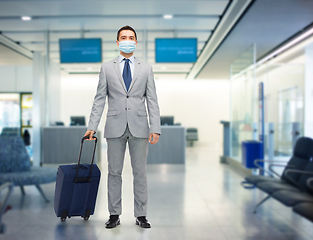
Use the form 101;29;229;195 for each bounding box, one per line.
242;141;263;169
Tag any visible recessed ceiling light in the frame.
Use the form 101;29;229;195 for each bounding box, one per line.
161;67;167;70
163;15;173;19
21;16;32;21
87;67;93;71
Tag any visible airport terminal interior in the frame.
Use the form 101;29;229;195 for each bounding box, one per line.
1;0;313;239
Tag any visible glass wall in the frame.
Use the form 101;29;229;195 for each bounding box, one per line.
230;68;255;161
230;50;304;161
255;63;304;157
0;93;20;135
0;92;34;160
230;45;256;161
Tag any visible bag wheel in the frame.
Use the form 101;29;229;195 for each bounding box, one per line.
60;217;66;222
83;216;89;221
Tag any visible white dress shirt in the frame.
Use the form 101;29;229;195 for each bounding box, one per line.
119;54;135;79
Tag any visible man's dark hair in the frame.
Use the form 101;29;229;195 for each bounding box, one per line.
117;25;137;41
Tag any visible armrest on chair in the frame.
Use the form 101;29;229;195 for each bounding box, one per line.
284;169;313;192
254;159;288;178
0;182;14;221
307;178;313;191
268;164;296;179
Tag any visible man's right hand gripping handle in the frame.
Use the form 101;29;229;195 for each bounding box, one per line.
84;130;96;141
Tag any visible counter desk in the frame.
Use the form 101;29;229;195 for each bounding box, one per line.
41;126;101;164
147;126;186;164
42;126;185;165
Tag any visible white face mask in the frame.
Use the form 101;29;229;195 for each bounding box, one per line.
119;40;136;53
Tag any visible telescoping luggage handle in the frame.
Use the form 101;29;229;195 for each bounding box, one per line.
74;135;98;183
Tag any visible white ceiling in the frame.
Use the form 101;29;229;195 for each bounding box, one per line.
195;0;313;79
3;0;312;80
0;43;31;65
0;0;230;79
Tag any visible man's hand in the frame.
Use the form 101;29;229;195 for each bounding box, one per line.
149;133;160;145
84;130;96;141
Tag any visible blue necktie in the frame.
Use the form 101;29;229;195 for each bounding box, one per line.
123;58;132;91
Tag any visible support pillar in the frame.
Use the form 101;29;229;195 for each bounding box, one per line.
48;61;61;125
32;52;45;166
304;42;313;138
45;31;50;126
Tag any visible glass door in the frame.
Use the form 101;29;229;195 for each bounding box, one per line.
21;93;33;160
277;87;303;156
0;93;20;135
0;92;33;161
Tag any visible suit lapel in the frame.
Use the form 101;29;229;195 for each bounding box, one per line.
113;57;127;93
128;57;141;92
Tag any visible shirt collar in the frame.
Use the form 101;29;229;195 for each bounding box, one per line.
119;54;135;64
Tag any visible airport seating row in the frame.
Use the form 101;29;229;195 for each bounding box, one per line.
0;136;57;202
243;137;313;222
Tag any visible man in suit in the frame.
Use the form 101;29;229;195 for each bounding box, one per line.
84;25;161;229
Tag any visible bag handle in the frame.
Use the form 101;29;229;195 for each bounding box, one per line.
74;135;97;183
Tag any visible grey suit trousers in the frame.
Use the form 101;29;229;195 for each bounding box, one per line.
106;124;149;217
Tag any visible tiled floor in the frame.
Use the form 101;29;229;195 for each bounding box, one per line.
1;143;313;240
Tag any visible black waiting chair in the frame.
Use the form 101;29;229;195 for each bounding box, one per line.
271;168;313;207
186;128;198;147
245;137;313;186
293;183;313;223
293;202;313;222
282;172;313;222
242;137;313;213
284;173;313;222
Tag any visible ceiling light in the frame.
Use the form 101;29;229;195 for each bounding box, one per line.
87;67;93;71
163;15;173;19
161;67;167;70
21;16;32;21
257;26;313;65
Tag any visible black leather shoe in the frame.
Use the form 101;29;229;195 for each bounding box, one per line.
105;215;120;229
136;216;151;228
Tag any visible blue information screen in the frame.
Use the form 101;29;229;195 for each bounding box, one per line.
155;38;197;63
59;38;102;63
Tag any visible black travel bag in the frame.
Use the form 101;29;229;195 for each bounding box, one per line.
54;136;101;222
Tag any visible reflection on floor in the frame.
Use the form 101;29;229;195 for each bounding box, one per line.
1;143;313;240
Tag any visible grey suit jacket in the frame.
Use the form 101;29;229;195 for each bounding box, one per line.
87;56;161;138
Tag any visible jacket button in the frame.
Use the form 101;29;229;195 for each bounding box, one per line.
125;108;127;110
126;96;129;98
